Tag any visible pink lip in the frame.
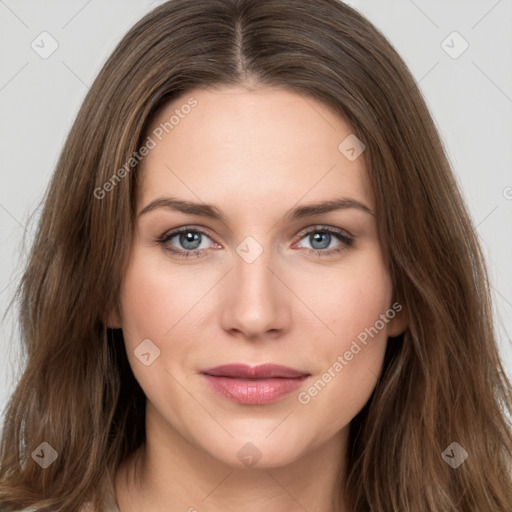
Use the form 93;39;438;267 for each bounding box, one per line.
201;364;310;405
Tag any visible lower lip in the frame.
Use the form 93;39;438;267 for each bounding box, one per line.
202;375;308;405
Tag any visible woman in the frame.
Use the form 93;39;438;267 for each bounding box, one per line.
1;0;511;510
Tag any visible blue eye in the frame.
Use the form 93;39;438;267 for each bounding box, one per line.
295;226;354;256
301;227;354;256
156;225;354;259
157;227;214;258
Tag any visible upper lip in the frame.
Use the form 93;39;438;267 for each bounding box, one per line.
201;364;309;379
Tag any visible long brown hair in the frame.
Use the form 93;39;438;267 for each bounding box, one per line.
1;0;511;510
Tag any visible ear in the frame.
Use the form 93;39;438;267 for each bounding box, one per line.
386;302;408;338
105;302;122;329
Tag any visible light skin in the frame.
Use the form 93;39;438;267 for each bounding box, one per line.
109;84;408;512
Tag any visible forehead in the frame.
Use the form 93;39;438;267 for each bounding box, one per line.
137;85;374;216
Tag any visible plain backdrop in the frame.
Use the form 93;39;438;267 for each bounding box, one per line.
1;0;511;421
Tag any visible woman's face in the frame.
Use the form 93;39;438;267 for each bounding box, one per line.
111;85;406;469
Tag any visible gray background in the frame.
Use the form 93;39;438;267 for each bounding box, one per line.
1;0;511;419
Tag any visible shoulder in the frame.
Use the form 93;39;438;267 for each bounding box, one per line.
78;503;120;512
0;508;36;512
0;504;118;512
0;509;112;512
1;509;38;512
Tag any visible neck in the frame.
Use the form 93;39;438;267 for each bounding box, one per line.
115;402;350;512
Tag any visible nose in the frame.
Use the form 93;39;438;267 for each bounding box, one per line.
219;245;291;341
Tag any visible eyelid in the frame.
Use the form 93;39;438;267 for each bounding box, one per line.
294;223;354;240
159;225;219;248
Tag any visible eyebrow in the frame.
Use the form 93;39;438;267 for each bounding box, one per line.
138;196;375;222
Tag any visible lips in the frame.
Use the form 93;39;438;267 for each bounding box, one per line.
202;363;308;379
200;364;310;405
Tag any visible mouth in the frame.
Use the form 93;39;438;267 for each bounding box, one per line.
200;363;310;405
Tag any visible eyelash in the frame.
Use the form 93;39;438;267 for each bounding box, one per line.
156;225;354;259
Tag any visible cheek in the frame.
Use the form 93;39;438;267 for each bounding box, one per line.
118;247;195;343
308;250;393;349
117;251;190;404
117;246;219;391
295;250;392;421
